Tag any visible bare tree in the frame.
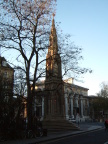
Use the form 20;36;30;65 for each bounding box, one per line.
14;69;27;97
97;82;108;98
0;0;56;129
57;32;92;80
0;0;92;129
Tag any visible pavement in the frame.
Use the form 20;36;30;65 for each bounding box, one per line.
1;122;104;144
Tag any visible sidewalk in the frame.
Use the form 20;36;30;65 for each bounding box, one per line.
1;122;104;144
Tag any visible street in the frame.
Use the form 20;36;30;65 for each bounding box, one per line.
43;129;108;144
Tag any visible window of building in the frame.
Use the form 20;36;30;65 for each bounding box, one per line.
2;61;7;67
3;72;8;78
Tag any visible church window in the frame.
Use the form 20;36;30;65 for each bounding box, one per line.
2;61;7;66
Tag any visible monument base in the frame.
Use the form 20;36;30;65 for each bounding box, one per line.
42;119;79;131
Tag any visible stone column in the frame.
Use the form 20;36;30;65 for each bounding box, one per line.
80;96;84;118
70;95;74;118
65;93;69;120
87;99;89;107
87;99;90;116
75;94;79;108
48;99;50;114
41;96;44;120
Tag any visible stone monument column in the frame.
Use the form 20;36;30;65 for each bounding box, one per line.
43;16;79;130
65;92;69;120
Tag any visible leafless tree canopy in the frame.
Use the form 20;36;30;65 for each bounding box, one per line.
0;0;56;129
97;82;108;98
0;0;92;129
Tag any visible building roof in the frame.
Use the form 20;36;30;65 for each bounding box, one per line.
64;81;89;90
0;56;13;69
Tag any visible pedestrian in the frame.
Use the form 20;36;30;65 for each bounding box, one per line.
37;117;43;137
104;120;108;131
78;117;80;126
76;113;80;127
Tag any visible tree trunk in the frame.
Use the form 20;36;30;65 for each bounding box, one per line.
27;88;33;130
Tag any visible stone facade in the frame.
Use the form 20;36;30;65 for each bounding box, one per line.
0;56;14;98
34;80;90;122
63;82;90;121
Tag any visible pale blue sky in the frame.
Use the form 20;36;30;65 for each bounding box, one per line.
55;0;108;95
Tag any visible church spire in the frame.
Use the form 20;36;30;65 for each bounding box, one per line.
51;13;55;31
52;14;55;28
49;14;58;54
46;14;62;80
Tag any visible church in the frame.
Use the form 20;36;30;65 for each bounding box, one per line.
33;17;90;129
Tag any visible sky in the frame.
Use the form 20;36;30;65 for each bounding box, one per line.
55;0;108;95
1;0;108;96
